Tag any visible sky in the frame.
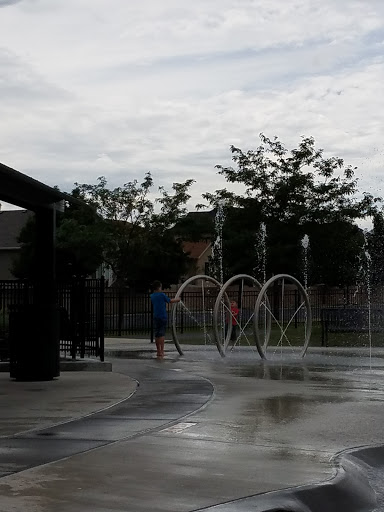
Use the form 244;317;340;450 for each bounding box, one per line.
0;0;384;213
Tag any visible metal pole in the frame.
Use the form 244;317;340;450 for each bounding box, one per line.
99;276;105;361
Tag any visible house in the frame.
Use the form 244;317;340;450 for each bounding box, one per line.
0;209;32;280
182;240;212;278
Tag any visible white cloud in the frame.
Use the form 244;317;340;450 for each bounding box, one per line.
0;0;383;211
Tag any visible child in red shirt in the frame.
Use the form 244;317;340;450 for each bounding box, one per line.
229;300;239;342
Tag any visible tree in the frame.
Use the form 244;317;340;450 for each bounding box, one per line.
13;174;194;288
12;202;106;280
11;215;37;279
368;211;384;285
54;201;107;279
171;210;215;242
203;134;380;285
304;220;364;287
73;173;195;288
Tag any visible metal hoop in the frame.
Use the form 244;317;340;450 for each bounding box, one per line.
213;274;270;357
254;274;312;359
171;275;222;355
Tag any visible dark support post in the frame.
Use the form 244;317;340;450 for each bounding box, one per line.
35;208;56;305
10;207;60;380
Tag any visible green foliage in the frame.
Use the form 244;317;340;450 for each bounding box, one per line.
172;211;215;242
73;173;195;288
55;202;106;278
12;203;106;279
304;220;364;287
203;134;380;286
11;215;36;279
12;173;194;287
368;211;384;285
207;133;378;223
221;206;262;278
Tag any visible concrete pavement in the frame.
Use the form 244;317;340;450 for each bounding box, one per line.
1;339;384;510
0;370;137;437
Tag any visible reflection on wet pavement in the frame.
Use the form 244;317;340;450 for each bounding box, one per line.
244;393;353;424
227;361;384;388
169;351;384;455
229;364;314;381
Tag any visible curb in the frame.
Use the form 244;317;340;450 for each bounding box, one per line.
195;445;381;512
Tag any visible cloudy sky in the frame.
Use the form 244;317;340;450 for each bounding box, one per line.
1;0;383;211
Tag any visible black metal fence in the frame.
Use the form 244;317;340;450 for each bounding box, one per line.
56;279;104;360
102;286;384;336
0;278;104;361
1;280;384;350
104;288;154;336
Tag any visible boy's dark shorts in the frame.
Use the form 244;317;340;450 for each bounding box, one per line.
154;317;167;338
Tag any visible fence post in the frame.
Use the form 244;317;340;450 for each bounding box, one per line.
79;279;86;359
99;277;105;361
150;299;154;343
69;280;77;360
118;287;123;337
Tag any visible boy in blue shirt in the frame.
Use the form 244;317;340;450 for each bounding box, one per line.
150;280;180;358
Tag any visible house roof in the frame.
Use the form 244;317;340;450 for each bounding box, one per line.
183;241;211;259
0;209;32;249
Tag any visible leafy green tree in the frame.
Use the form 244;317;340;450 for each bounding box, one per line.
368;211;384;285
13;173;194;288
304;220;364;287
203;134;380;285
73;173;195;288
55;201;107;278
171;210;215;242
12;202;106;280
11;215;37;279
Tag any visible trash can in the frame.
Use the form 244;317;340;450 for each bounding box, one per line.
9;304;60;381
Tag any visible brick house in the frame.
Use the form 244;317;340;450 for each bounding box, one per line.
182;240;212;278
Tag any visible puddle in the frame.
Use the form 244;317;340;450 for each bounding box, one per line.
243;393;351;424
228;364;334;382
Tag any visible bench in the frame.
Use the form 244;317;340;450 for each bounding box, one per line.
321;307;384;346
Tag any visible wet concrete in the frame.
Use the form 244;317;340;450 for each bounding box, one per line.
2;348;384;511
0;371;137;437
0;364;213;479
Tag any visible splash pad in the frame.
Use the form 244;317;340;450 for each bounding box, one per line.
171;273;312;359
